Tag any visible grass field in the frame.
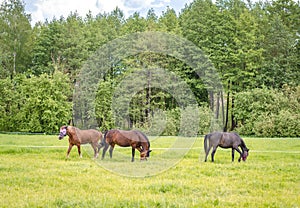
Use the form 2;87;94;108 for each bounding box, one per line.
0;134;299;207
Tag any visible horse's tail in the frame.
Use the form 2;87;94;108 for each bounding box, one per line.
204;134;209;154
97;131;104;149
102;130;109;146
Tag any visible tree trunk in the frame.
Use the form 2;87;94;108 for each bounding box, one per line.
221;91;225;126
230;96;236;131
209;91;214;112
145;69;151;125
224;80;230;132
216;91;220;119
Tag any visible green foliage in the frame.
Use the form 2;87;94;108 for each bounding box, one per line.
95;80;114;131
0;0;32;78
234;87;300;137
0;72;72;133
0;0;299;135
162;108;180;136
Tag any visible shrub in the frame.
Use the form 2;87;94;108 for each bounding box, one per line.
234;86;300;137
0;72;72;133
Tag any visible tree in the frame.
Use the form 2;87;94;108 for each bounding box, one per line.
256;0;300;87
0;0;32;78
159;7;181;34
0;72;72;133
31;19;64;75
121;12;147;34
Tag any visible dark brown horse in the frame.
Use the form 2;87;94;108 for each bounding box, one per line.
102;129;152;162
204;132;249;162
58;126;103;158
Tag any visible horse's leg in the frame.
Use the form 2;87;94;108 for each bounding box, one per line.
131;147;136;162
77;145;82;158
66;144;73;158
109;144;115;159
231;148;235;162
204;145;212;162
101;143;109;159
91;143;98;158
211;146;218;162
234;147;243;162
97;142;103;154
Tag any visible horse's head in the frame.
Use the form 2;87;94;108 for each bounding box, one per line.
58;126;68;140
140;150;152;161
242;148;249;161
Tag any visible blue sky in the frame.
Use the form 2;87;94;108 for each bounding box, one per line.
0;0;194;25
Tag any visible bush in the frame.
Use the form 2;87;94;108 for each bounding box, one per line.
234;86;300;137
0;72;72;133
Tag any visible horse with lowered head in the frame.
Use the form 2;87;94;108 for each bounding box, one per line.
102;129;152;162
58;125;103;158
204;132;249;162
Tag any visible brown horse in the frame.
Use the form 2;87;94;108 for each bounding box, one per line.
204;132;249;162
102;129;152;162
58;126;103;158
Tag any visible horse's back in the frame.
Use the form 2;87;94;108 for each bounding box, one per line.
78;129;102;144
206;132;222;144
106;129;149;147
219;132;243;147
133;130;149;143
106;129;132;147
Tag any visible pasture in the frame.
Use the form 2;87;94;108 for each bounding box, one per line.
0;134;299;207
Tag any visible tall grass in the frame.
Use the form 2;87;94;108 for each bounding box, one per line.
0;134;299;207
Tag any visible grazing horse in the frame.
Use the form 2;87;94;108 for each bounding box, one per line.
58;125;103;158
102;129;152;162
204;132;249;162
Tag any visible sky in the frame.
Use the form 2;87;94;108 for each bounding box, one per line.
0;0;194;25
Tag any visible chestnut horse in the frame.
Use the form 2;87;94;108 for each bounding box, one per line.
102;129;152;162
58;126;103;158
204;132;249;162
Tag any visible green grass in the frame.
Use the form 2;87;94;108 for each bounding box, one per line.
0;134;299;207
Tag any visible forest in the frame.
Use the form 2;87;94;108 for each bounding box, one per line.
0;0;299;136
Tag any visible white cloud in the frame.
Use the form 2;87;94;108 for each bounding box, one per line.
30;0;178;24
31;0;100;23
0;0;188;25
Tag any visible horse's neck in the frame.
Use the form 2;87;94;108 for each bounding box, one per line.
240;139;247;150
67;127;80;140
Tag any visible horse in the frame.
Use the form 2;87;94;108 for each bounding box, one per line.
58;125;103;158
101;129;152;162
204;132;249;162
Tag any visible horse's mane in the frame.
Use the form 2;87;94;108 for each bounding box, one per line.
230;132;248;150
240;138;248;149
236;133;248;151
136;130;150;148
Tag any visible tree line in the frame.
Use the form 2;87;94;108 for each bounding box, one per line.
0;0;299;136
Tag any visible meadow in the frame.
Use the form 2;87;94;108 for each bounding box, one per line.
0;134;299;207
